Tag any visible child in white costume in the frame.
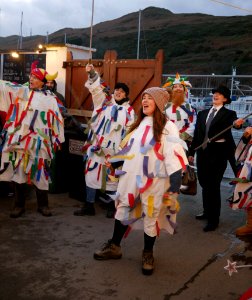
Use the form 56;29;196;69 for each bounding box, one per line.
94;87;188;275
74;64;135;217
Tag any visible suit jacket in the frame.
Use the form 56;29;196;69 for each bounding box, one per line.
189;106;237;157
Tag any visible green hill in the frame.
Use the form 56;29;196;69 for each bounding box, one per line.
1;7;251;74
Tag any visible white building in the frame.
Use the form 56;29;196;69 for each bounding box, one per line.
0;43;96;97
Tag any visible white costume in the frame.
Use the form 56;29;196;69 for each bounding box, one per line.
84;75;135;191
230;136;252;210
165;102;196;141
113;116;188;236
0;81;64;190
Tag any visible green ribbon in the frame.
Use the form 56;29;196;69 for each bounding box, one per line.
40;111;47;125
176;110;181;121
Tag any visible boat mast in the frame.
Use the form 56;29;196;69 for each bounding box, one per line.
230;66;236;99
19;11;23;50
137;9;141;59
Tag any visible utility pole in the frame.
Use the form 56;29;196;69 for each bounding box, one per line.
19;11;23;50
0;8;2;37
137;9;141;59
46;31;49;44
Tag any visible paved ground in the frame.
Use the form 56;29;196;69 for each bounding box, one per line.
0;181;251;300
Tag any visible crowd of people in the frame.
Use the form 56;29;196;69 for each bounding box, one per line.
0;62;251;276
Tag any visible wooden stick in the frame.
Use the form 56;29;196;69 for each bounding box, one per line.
88;0;95;64
194;112;252;151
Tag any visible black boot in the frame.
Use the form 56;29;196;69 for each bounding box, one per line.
10;183;26;218
74;202;95;216
36;188;52;217
106;201;116;218
73;206;86;216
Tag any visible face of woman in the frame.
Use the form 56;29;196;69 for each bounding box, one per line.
142;93;156;116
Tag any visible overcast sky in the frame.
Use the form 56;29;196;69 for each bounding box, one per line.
0;0;251;37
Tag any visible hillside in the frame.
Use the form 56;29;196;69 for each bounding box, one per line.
1;7;252;74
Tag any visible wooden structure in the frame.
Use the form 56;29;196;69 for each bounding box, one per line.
63;49;164;120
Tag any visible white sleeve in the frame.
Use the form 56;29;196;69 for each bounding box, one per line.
84;73;107;109
184;104;197;138
163;121;188;176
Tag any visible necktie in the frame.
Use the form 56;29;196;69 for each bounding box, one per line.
202;108;217;149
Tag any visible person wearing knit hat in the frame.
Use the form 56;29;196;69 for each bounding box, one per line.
141;87;169;113
164;73;196;145
93;86;188;276
73;64;135;218
0;61;64;218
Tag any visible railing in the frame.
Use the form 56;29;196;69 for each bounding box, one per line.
162;73;252;178
162;74;252;99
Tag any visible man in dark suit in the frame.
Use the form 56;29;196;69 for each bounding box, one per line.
188;85;244;232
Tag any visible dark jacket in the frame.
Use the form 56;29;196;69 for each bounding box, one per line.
189;106;237;157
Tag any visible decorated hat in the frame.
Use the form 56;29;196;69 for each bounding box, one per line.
142;87;169;113
212;85;231;104
163;73;192;90
114;82;129;96
30;61;58;83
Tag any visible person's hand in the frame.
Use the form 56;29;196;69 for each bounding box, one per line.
163;192;180;212
244;126;252;138
188;156;194;163
86;63;94;73
234;118;244;127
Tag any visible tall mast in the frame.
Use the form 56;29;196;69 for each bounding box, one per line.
0;8;2;37
137;9;141;59
19;11;23;49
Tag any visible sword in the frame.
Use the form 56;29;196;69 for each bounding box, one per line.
194;112;252;151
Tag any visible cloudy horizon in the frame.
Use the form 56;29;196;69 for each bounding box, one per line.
0;0;251;37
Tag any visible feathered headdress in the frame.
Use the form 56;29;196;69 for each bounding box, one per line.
30;61;58;82
163;73;192;90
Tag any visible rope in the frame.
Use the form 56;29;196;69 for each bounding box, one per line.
209;0;252;13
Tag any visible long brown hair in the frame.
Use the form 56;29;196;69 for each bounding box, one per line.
129;106;167;142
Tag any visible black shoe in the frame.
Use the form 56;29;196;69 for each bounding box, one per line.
203;223;218;232
195;213;207;220
38;207;52;217
106;207;115;218
73;207;86;216
106;202;116;218
10;207;25;218
74;203;95;216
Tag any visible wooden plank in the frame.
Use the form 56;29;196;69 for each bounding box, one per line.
64;49;164;112
65;65;72;108
153;49;164;86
